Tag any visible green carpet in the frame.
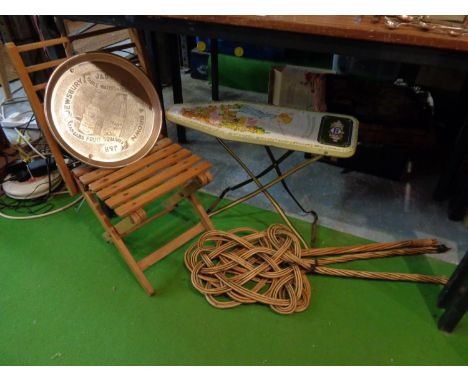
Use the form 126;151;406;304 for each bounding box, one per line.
0;192;467;365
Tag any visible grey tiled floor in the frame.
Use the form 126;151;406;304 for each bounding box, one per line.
1;74;467;264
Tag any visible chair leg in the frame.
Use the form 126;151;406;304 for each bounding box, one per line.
189;193;214;230
80;188;155;296
109;230;156;296
76;182;214;296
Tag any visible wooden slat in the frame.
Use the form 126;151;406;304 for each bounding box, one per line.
90;144;182;194
33;83;47;92
79;168;114;185
106;155;203;209
26;58;67;73
114;161;212;217
116;207;175;238
140;137;171;156
5;42;78;196
138;222;205;271
72;164;94;178
97;148;192;200
87;138;174;191
80;139;173;187
17;36;70;52
152;137;172;149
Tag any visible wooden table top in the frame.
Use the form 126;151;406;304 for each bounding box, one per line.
166;16;468;53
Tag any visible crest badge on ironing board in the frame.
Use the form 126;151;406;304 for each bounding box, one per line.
318;115;353;147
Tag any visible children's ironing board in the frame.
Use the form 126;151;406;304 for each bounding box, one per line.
167;101;359;247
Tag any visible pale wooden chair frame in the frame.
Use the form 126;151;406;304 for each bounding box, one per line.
5;28;215;296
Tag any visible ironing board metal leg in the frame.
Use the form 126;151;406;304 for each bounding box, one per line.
212;138;322;248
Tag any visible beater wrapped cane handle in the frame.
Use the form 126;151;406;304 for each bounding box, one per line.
185;224;448;314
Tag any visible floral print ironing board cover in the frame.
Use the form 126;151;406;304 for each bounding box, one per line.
167;102;359;158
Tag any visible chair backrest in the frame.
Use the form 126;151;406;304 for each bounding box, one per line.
5;26;150;196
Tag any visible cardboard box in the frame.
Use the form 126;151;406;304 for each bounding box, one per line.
268;65;334;112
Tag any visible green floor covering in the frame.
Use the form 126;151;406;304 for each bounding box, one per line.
0;192;467;365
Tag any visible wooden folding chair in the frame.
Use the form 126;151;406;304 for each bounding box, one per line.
72;139;214;295
6;29;215;295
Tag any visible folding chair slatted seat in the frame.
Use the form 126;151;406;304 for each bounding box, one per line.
72;137;214;296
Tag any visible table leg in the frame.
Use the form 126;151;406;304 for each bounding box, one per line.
434;78;468;203
448;151;468;221
210;38;219;101
143;30;167;136
168;33;187;143
434;116;468;200
438;251;468;332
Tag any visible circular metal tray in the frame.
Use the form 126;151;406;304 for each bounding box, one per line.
44;52;162;168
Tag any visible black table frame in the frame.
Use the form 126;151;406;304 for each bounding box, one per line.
61;15;468;222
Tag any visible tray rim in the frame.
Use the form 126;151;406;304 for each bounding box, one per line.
44;52;162;169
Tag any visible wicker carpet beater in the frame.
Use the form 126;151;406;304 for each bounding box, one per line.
185;224;449;314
